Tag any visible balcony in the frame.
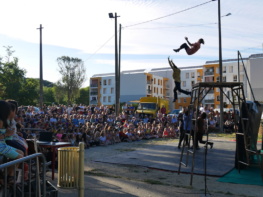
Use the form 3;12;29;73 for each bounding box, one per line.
147;90;152;94
90;100;98;105
90;84;98;88
204;71;214;76
147;80;152;84
90;91;98;95
204;99;215;104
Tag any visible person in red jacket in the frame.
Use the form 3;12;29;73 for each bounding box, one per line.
173;37;204;55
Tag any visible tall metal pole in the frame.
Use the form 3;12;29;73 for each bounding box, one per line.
217;0;224;132
37;24;44;110
114;13;119;116
118;24;122;114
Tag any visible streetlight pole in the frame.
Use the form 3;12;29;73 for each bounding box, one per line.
109;13;120;116
217;0;223;132
37;24;44;110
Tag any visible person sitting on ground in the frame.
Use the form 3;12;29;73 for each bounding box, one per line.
173;37;204;55
168;57;191;102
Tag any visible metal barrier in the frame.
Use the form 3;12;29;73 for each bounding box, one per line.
0;153;50;197
57;142;85;197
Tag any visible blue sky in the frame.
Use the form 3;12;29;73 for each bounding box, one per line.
0;0;262;87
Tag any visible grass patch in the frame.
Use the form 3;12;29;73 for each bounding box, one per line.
143;179;168;185
158;177;167;180
85;169;121;178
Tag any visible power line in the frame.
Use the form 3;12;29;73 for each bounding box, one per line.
123;0;215;29
125;22;217;30
85;34;115;62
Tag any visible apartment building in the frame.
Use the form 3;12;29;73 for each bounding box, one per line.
89;69;170;106
89;53;263;110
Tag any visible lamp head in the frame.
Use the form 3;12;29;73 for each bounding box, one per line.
109;13;114;18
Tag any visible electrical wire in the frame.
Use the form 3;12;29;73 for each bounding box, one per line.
124;22;217;30
123;0;215;29
85;33;116;61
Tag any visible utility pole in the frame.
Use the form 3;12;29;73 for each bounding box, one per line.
118;24;122;114
109;13;120;116
217;0;224;132
37;24;44;110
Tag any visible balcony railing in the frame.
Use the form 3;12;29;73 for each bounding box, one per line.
204;99;215;103
90;92;98;95
204;71;214;76
147;80;152;84
90;100;98;104
147;90;152;94
90;84;98;87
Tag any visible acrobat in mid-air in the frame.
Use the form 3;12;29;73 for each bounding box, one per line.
173;37;204;55
168;57;191;102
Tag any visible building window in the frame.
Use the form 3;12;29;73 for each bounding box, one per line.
233;75;237;82
160;88;162;94
182;81;186;87
154;78;156;84
103;88;106;94
111;88;114;94
216;76;219;82
157;88;159;94
223;76;226;82
186;73;189;79
154;87;156;93
217;96;220;101
216;67;219;74
191;81;195;86
191;72;195;78
184;98;186;103
108;96;111;102
103;80;107;85
103;96;106;102
229;66;233;73
108;79;111;85
223;66;226;73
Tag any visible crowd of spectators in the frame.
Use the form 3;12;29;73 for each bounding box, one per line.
16;104;181;149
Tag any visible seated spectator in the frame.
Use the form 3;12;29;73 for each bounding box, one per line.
224;118;234;133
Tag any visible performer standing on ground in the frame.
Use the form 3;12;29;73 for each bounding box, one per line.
168;57;191;102
194;112;214;150
173;37;204;55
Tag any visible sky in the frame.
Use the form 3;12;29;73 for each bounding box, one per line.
0;0;262;87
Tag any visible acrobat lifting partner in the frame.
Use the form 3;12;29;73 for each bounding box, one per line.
173;37;204;55
168;57;191;102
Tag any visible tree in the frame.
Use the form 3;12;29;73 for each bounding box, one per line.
75;86;89;105
0;46;27;102
53;81;67;104
57;56;86;104
19;78;39;105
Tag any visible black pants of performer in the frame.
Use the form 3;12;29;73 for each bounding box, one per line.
178;129;190;148
178;43;190;52
174;81;191;101
6;139;26;155
194;132;213;148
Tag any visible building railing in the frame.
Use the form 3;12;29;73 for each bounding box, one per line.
0;153;48;196
90;92;98;95
90;100;98;105
204;99;215;103
90;84;98;87
204;71;214;76
147;90;152;94
147;80;152;84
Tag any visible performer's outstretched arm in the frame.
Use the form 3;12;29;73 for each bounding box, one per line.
185;37;193;46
